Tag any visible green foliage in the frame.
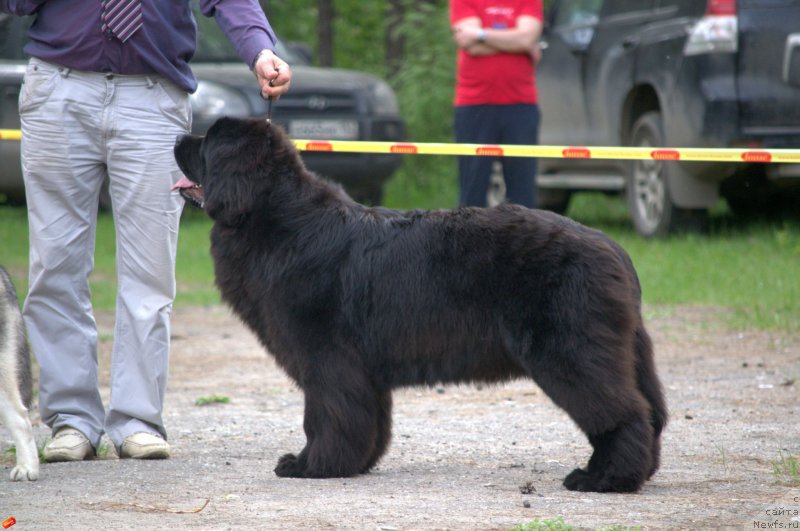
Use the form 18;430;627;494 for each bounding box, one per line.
385;0;459;210
263;0;323;60
264;1;388;75
264;0;459;210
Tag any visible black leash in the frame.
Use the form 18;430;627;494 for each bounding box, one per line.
265;67;278;124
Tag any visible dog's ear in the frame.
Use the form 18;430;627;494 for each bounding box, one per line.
201;120;267;225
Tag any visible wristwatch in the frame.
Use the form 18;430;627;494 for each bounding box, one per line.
477;28;487;43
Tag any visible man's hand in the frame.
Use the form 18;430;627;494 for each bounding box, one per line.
253;48;292;100
452;24;484;49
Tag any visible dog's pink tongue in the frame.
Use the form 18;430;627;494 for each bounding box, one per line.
171;176;197;191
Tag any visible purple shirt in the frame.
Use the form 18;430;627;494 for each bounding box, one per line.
0;0;277;92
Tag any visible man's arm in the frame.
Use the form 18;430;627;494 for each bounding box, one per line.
452;15;542;56
200;0;291;99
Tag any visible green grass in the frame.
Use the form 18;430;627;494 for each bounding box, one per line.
0;206;219;310
194;394;231;406
512;518;577;531
564;193;800;331
2;188;798;332
772;450;800;486
510;517;640;531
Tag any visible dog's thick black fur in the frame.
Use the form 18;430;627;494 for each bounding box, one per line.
174;117;667;493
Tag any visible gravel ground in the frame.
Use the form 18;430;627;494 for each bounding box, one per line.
1;304;798;530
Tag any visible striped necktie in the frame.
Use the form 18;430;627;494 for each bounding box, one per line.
101;0;143;43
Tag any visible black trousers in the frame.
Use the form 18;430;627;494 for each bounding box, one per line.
454;103;540;208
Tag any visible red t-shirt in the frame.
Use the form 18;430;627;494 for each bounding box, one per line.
450;0;542;106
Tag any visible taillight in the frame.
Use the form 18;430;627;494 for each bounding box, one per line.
707;0;737;16
684;0;738;55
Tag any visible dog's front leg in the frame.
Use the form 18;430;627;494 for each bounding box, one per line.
0;395;39;481
274;359;384;478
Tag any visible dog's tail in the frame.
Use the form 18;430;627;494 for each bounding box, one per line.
0;266;33;409
634;320;667;478
620;246;667;441
635;323;667;436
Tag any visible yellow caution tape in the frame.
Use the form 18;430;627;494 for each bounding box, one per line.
292;139;800;164
3;128;799;163
0;129;22;140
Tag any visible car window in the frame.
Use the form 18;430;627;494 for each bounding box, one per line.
551;0;602;49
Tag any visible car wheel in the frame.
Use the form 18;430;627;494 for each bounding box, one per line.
627;111;680;237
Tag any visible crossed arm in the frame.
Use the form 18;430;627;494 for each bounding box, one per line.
452;15;542;57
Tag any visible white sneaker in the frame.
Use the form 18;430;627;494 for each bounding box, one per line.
119;432;170;459
43;427;94;462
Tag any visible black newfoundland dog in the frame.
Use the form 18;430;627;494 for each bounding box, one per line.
173;116;667;493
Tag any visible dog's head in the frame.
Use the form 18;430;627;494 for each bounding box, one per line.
173;117;298;225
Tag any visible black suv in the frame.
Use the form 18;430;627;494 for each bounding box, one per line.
536;0;800;236
0;12;405;205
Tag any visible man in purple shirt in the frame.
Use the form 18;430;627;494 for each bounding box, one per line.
0;0;292;463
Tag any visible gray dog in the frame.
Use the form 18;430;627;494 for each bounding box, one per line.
0;266;38;481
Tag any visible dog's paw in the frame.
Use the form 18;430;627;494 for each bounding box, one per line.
563;468;603;492
10;463;39;481
564;467;642;493
274;453;305;478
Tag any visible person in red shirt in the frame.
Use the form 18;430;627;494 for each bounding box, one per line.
450;0;543;207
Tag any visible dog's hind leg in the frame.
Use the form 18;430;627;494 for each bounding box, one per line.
359;388;392;474
634;322;667;478
529;341;654;493
274;359;383;478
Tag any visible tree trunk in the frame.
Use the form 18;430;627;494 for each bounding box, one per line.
386;0;405;81
318;0;335;67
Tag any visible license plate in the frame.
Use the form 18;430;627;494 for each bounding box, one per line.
289;119;359;140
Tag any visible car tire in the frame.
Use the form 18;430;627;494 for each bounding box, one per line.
627;111;703;237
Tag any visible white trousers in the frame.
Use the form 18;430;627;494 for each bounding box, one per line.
19;58;191;449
